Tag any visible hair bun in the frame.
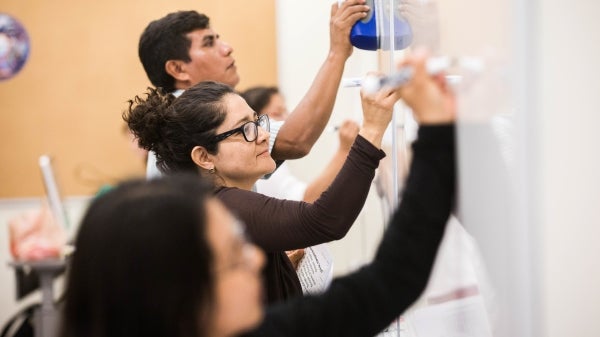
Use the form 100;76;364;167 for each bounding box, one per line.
123;87;175;153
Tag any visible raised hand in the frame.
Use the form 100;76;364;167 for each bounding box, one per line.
359;85;399;148
395;50;456;125
329;0;370;59
337;119;360;152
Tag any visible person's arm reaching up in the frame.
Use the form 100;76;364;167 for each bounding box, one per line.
302;120;359;203
218;87;397;252
271;0;369;160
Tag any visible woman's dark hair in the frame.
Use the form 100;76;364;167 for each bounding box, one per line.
124;81;235;174
59;174;215;337
139;11;210;93
240;86;279;114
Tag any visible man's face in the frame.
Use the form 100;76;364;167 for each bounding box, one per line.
179;28;240;89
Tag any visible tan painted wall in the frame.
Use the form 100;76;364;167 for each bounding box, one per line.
0;0;276;197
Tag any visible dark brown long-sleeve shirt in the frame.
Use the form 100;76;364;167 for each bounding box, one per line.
215;135;386;304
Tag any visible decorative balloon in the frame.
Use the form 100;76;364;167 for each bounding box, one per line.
0;13;30;81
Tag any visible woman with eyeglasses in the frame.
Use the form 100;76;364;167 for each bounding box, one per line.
124;78;396;304
60;52;456;337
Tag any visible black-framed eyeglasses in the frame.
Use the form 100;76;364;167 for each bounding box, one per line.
210;114;270;144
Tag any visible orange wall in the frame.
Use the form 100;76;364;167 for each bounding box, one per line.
0;0;276;197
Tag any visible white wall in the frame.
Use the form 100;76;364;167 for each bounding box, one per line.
537;1;600;336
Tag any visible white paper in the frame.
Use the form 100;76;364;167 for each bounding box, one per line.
408;295;493;337
296;244;333;295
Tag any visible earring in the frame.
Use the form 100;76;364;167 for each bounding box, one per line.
208;167;215;174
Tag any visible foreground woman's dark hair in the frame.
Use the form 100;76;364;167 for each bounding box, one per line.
60;175;215;337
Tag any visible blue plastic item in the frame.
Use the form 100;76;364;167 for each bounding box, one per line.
350;0;412;51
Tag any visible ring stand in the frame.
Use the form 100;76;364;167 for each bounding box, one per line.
9;259;66;337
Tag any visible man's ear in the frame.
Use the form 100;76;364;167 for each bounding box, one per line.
165;60;191;83
191;146;214;171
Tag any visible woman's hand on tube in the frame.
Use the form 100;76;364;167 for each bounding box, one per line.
358;84;398;149
395;50;456;125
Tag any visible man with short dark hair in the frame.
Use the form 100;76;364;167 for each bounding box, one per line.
138;1;369;177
